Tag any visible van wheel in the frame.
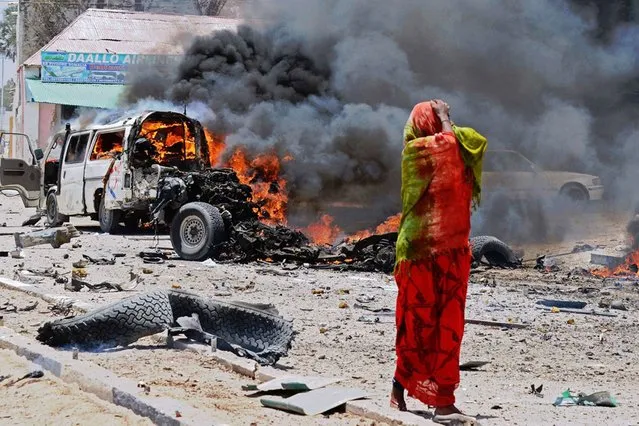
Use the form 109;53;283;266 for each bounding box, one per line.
170;202;226;261
46;192;68;226
99;196;122;234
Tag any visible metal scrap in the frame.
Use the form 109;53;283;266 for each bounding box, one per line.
65;273;142;292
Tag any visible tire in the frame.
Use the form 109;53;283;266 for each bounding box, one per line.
36;289;295;365
99;195;122;234
470;235;519;266
167;290;294;365
36;290;174;349
559;184;589;206
170;202;226;261
45;191;68;226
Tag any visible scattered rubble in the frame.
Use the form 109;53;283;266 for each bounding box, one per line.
14;224;80;249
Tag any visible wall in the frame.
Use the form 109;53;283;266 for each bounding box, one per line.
15;65;40;160
37;103;56;150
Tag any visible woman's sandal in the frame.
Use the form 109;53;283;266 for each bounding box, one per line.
432;413;479;425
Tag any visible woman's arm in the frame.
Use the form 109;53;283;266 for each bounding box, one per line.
431;99;453;133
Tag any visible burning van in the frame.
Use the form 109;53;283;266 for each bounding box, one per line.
0;111;248;260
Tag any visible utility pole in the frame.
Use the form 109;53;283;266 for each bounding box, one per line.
1;54;5;132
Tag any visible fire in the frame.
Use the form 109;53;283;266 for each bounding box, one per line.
346;213;402;242
304;214;342;246
204;129;226;167
591;250;639;278
224;147;290;225
139;120;196;163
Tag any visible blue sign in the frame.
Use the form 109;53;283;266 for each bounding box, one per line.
40;51;181;84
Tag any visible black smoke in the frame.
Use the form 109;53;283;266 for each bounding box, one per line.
125;0;639;237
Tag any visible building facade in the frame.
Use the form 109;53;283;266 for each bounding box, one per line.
13;8;239;160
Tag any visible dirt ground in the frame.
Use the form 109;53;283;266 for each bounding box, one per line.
0;348;151;426
1;193;639;425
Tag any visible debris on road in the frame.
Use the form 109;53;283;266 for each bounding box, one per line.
243;376;342;392
82;254;116;266
537;299;587;309
553;390;618;407
14;224;80;249
260;387;367;416
1;300;38;312
2;370;45;387
536;305;618;317
470;235;522;268
465;318;530;329
590;251;625;269
64;275;141;292
37;289;294;366
459;361;491;371
530;384;544;397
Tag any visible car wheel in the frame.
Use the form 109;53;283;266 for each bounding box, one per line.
99;196;122;234
170;202;226;261
559;184;589;206
46;192;69;226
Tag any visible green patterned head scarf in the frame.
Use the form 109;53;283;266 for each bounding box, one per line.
453;125;488;209
403;102;488;209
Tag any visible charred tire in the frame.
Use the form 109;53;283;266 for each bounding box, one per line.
45;191;68;226
167;290;294;365
470;235;519;266
170;202;226;261
36;290;173;349
99;196;122;234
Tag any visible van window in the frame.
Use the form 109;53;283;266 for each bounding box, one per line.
64;133;91;164
90;130;124;161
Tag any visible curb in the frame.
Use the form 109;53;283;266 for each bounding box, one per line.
0;276;426;425
0;327;229;426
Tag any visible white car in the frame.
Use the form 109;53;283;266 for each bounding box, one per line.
482;150;604;202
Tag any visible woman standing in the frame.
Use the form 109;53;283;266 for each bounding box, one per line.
391;100;487;424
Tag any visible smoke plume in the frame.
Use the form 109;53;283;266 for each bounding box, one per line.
124;0;639;238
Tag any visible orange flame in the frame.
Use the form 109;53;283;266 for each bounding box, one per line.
140;120;196;163
346;213;402;242
591;249;639;277
224;147;290;225
303;214;342;246
204;129;226;167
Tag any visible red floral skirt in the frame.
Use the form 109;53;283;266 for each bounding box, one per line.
393;247;471;407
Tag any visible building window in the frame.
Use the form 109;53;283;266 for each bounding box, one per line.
135;0;143;11
96;0;106;9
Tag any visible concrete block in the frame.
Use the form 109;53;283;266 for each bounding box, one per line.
590;251;625;268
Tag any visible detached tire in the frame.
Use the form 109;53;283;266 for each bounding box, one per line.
99;196;122;234
36;290;174;349
171;202;226;261
46;192;68;226
470;235;519;266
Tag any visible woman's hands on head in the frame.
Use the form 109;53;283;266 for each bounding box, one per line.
431;99;450;119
